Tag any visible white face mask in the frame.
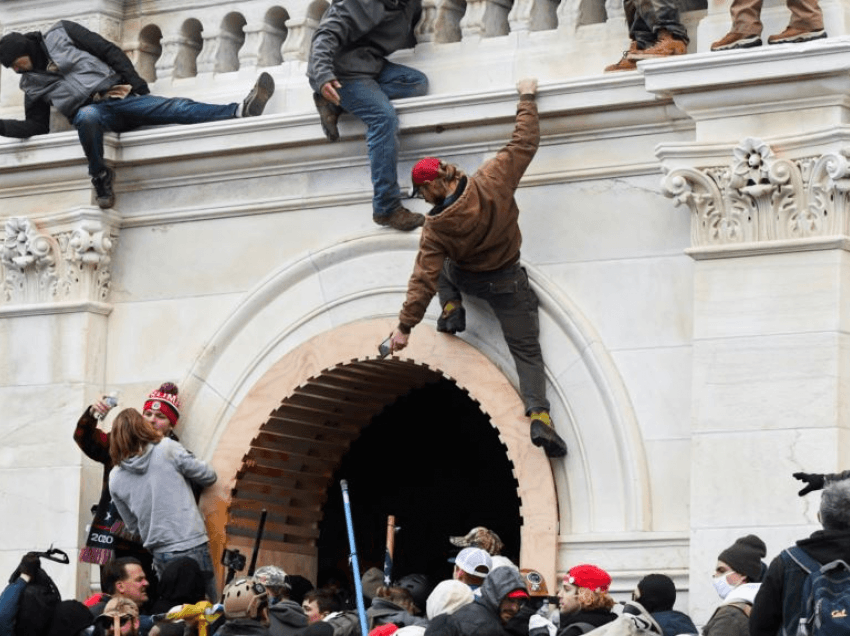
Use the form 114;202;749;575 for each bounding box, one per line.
712;572;735;599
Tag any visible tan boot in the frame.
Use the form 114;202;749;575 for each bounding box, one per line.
629;29;687;59
604;42;639;72
373;207;425;231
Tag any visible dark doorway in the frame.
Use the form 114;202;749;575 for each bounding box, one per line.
316;377;522;589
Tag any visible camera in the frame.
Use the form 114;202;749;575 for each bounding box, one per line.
221;548;246;573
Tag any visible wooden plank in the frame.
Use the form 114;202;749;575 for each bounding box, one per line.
228;497;325;521
225;527;318;556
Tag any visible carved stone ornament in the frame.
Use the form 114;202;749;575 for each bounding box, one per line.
1;216;116;305
662;137;850;247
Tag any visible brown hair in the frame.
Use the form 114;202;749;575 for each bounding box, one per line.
577;587;616;611
109;408;162;465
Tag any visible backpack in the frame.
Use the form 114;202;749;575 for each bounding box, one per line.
783;546;850;636
580;602;662;636
14;568;61;636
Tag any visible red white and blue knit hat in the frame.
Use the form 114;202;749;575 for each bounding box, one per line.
143;382;180;426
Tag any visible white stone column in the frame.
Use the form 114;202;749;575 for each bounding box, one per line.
649;41;850;623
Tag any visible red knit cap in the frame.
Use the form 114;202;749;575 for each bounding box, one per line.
143;382;180;426
565;564;611;592
369;625;399;636
411;156;441;186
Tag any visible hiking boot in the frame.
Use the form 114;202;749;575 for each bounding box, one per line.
529;411;568;458
437;300;466;334
629;30;687;59
767;26;827;45
711;31;762;51
92;168;115;209
242;72;275;117
313;92;342;142
373;207;425;232
604;42;639;72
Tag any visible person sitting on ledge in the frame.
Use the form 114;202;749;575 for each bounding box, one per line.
0;20;274;209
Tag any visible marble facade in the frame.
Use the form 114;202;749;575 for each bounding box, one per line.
0;0;846;625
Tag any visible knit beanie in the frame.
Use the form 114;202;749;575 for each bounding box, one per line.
143;381;180;426
718;535;767;582
0;32;41;68
635;574;676;613
565;564;611;593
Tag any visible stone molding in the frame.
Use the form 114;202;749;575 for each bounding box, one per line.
662;137;850;251
1;212;118;306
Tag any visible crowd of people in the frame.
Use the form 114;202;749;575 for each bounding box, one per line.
3;468;850;636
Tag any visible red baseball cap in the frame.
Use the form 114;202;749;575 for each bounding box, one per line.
565;564;611;592
410;156;441;196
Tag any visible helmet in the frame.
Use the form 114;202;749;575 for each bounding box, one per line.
394;573;432;613
253;566;289;592
223;578;269;620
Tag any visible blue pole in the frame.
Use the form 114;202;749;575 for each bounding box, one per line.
341;480;369;636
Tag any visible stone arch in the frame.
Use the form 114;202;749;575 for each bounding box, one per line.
178;232;649;586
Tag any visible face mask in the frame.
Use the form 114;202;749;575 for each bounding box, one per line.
712;572;735;599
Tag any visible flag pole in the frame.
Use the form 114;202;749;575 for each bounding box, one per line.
340;480;369;636
383;514;396;586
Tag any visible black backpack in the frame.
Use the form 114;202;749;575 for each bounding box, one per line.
15;567;61;636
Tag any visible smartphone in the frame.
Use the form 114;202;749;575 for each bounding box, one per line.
378;337;393;358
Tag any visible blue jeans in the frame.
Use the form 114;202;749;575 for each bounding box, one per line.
336;61;428;220
73;95;238;177
152;541;219;603
438;261;550;414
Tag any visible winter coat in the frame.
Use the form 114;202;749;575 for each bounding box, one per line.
425;567;528;636
703;582;759;636
109;437;216;554
307;0;420;92
650;610;697;636
0;20;149;138
398;97;539;331
557;608;618;636
268;599;308;636
367;597;428;629
750;528;850;636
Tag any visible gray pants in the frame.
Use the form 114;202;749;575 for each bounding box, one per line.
438;260;550;414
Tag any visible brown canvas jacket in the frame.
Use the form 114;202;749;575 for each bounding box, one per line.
398;96;539;330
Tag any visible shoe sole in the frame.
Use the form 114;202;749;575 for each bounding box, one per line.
629;48;687;60
768;30;826;44
530;421;568;458
313;94;340;142
373;214;425;231
711;37;763;51
243;72;275;117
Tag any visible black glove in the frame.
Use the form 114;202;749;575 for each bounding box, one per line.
793;472;825;496
9;552;40;584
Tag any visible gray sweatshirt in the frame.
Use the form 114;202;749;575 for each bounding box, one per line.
109;437;217;553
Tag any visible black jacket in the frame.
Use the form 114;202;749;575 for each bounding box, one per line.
557;608;617;636
0;20;149;138
750;528;850;636
425;567;528;636
651;609;697;636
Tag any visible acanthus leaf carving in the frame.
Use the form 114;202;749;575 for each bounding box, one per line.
662;138;850;247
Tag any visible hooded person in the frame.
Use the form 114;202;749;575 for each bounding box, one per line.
253;566;311;636
424;566;530;636
702;535;767;636
367;585;428;631
107;408;218;603
632;574;697;636
149;557;207;615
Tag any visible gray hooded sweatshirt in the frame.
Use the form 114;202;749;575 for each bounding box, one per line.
109;437;217;553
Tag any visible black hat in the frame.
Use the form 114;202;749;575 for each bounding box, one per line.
48;600;94;636
718;535;767;582
635;574;676;613
0;32;33;67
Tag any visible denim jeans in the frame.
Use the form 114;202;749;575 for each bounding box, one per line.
438;260;550;414
625;0;689;47
152;541;219;603
73;95;238;177
336;61;428;220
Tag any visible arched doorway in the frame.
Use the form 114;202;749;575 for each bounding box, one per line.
199;320;558;589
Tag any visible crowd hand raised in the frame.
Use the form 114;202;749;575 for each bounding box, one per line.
9;552;40;584
793;471;825;496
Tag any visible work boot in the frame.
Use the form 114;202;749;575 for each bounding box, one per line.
529;410;567;458
92;167;115;209
629;29;687;59
373;207;425;232
604;41;639;72
767;26;827;44
242;72;275;117
313;92;342;142
710;31;762;51
437;300;466;334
